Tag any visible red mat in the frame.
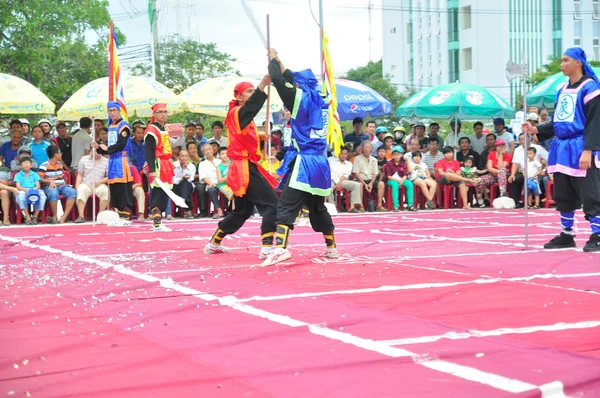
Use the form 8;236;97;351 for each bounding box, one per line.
1;209;600;397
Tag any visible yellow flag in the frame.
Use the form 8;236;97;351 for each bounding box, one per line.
321;28;344;156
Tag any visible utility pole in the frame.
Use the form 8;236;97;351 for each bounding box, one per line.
319;0;324;77
150;0;159;79
368;0;373;61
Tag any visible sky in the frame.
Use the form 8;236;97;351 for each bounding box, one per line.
109;0;382;78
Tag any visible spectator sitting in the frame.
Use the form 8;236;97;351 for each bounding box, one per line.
74;149;109;223
131;165;146;222
485;139;512;198
126;124;146;172
13;158;46;225
403;138;421;163
493;118;515;154
407;151;437;209
38;119;53;142
428;122;444;147
0;160;18;225
370;125;385;154
210;141;221;159
38;145;77;224
259;143;281;180
208;121;228;148
27;125;51;166
456;136;481;166
381;146;415;211
71;117;93;170
52;122;72;171
173;149;196;219
479;133;497;174
525;147;543;209
0;128;23;167
328;147;363;212
380;133;395;160
352;141;381;211
216;147;234;201
343;117;370;156
198;143;223;219
10;146;39;172
461;156;486;208
422;139;444;179
434;146;477;209
376;146;388;175
466;121;487;154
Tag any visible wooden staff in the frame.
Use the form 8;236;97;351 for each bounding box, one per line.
264;14;272;173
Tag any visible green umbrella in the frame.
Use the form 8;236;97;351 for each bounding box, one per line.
396;82;515;119
527;68;600;108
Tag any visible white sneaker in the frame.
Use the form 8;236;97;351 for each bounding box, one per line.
260;248;292;267
203;244;231;254
110;219;132;227
320;248;339;259
258;247;274;260
152;224;171;232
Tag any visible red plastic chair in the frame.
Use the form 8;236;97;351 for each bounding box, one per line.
385;184;405;210
11;170;47;224
334;188;351;212
545;180;556;208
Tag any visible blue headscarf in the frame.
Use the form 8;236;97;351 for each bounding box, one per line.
292;69;327;130
564;47;600;84
107;101;121;125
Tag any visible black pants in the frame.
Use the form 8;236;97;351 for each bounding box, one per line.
509;172;525;202
218;162;278;235
173;181;193;208
194;182;207;213
554;160;600;218
150;186;170;212
109;182;133;211
277;170;335;233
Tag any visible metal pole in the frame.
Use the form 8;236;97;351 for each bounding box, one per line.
265;14;272;173
523;76;529;249
151;0;159;79
319;0;324;77
91;116;97;227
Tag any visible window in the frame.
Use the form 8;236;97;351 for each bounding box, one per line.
428;54;433;77
407;22;413;44
574;0;582;20
462;47;472;71
594;0;600;19
448;49;460;81
553;38;562;56
391;64;397;70
417;16;423;39
461;6;472;30
419;55;423;78
575;38;582;46
436;12;441;34
438;51;443;75
427;13;432;37
575;21;583;46
594;39;600;60
390;27;396;34
408;59;413;81
553;0;562;31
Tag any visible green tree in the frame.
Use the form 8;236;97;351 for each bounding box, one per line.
0;0;116;111
529;55;600;86
130;35;239;94
340;59;413;130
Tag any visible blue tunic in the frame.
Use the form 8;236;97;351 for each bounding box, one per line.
549;78;600;177
278;88;332;196
107;119;133;183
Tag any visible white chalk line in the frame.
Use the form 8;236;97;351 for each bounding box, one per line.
233;272;600;303
379;320;600;346
0;234;568;397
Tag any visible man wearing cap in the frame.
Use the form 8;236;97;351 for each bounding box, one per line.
527;112;539;127
493;118;515;154
205;75;278;255
10;146;38;172
523;47;600;252
38;119;53;142
19;119;30;138
96;101;133;226
371;125;386;155
393;126;406;145
343;117;370;153
260;49;338;266
144;103;176;232
445;119;465;151
52;122;72;171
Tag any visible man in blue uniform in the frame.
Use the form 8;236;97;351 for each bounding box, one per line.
97;101;134;226
523;47;600;252
261;49;338;267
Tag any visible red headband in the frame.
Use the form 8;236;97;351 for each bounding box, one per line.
150;103;167;124
233;82;254;97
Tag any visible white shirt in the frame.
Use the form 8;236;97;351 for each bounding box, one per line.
466;134;487;154
198;158;220;186
208;135;228;148
513;144;548;172
422;151;444;172
444;132;466;149
526;159;542;177
496;131;515;147
328;157;353;184
173;160;196;186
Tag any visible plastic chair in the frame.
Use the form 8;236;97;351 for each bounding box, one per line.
545;180;556;208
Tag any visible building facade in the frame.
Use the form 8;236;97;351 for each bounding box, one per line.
382;0;600;103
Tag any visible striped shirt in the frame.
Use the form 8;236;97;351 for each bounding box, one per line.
38;160;66;186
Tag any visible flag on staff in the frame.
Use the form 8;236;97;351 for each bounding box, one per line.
321;28;343;156
108;21;128;121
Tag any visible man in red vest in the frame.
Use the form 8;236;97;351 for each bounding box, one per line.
204;76;279;258
144;103;175;232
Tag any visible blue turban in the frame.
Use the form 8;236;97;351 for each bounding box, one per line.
564;47;599;84
292;69;327;130
107;101;120;110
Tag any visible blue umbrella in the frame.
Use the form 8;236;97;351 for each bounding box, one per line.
317;79;392;120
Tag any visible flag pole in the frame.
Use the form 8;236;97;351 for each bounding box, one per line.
522;53;529;250
265;14;272;174
319;0;324;78
91;115;97;227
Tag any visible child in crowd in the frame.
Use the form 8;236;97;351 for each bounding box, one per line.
0;160;18;225
216;147;234;201
408;151;437;209
461;156;484;208
526;147;543;209
13;158;46;224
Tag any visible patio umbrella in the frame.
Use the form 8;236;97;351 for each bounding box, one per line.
527;68;600;108
396;82;515;119
317;79;392;120
180;76;284;117
0;73;55;114
57;76;183;120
